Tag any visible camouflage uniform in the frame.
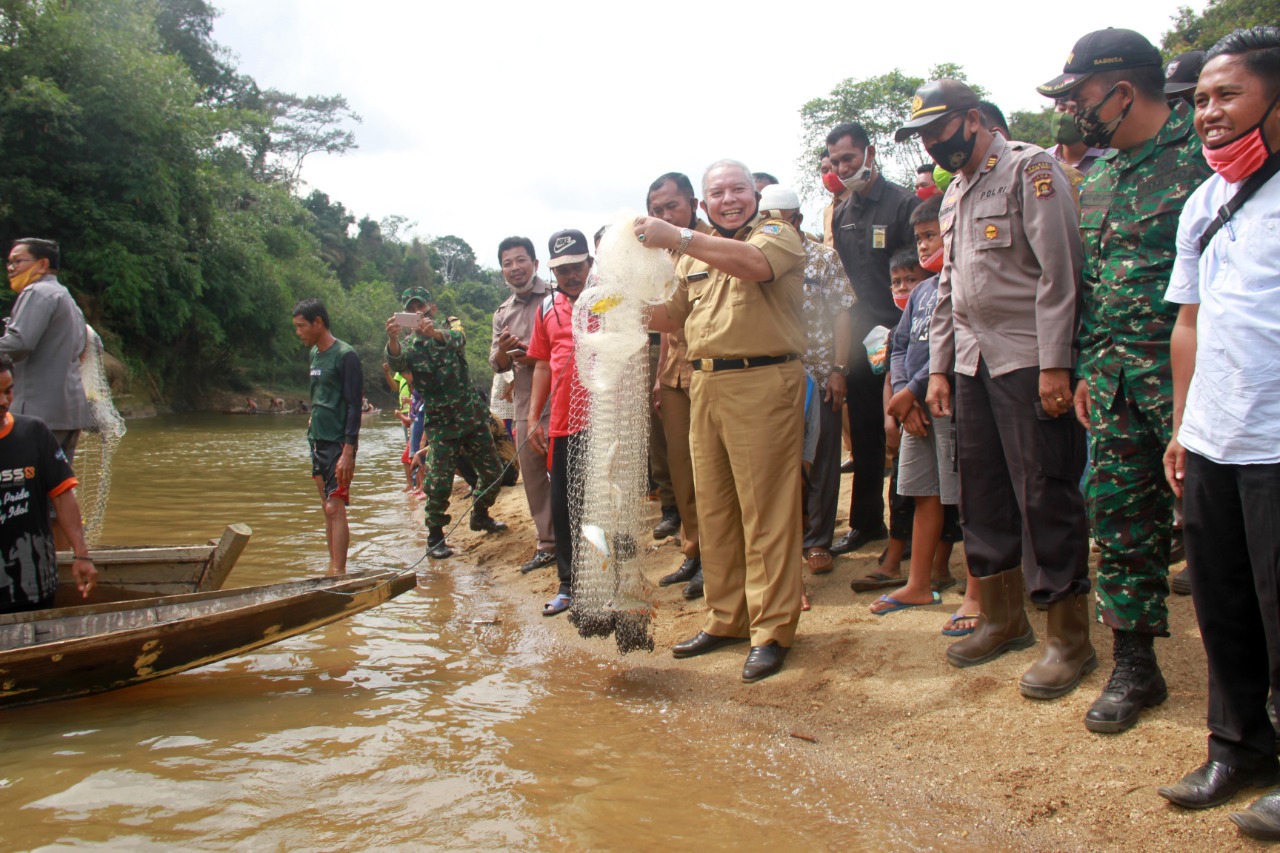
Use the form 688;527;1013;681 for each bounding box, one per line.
387;310;505;528
1077;102;1211;635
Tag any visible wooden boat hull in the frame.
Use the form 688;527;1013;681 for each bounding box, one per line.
54;523;252;605
0;570;416;709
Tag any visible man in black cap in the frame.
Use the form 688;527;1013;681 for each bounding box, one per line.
1038;28;1213;735
525;229;593;617
826;122;920;557
1164;50;1205;106
900;79;1093;701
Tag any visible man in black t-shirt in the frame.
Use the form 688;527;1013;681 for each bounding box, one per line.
0;352;96;611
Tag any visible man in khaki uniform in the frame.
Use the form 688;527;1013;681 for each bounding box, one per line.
636;159;807;683
901;80;1093;700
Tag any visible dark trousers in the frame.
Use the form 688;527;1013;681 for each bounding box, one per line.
550;431;586;598
1184;451;1280;769
888;455;914;540
804;393;843;549
954;362;1089;604
845;358;887;532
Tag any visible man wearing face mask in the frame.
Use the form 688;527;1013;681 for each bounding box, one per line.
490;236;556;574
915;164;940;200
634;159;807;683
820;149;848;248
1158;27;1280;831
901;79;1093;700
0;239;90;464
827;122;922;557
1036;27;1214;735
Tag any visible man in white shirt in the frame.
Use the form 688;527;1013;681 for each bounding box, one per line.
1156;26;1280;840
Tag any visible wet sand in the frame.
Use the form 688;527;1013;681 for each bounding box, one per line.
446;474;1256;851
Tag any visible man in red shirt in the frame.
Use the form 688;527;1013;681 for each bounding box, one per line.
526;229;592;617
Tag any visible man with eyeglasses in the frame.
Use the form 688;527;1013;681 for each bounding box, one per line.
0;238;90;464
1037;27;1213;736
900;80;1093;701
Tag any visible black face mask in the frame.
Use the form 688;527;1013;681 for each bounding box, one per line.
708;196;759;237
926;118;977;173
1073;84;1131;149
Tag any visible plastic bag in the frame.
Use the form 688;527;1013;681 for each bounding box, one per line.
863;325;891;375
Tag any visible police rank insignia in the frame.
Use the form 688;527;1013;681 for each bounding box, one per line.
986;155;998;169
984;224;998;240
761;224;782;235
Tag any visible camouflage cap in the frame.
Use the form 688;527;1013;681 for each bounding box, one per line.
402;287;433;309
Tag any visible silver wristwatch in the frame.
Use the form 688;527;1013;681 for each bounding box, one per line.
678;227;694;254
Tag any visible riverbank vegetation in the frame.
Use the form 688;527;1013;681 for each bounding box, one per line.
0;0;506;408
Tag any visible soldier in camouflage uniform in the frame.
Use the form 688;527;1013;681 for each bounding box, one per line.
1038;28;1213;734
386;287;507;559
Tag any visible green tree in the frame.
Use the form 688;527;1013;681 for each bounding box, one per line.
430;234;478;285
1009;106;1056;149
1162;0;1280;54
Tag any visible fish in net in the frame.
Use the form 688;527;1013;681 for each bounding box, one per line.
75;326;126;545
566;214;674;654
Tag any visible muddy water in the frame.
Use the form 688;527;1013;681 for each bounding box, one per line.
0;415;918;851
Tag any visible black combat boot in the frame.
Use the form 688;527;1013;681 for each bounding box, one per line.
427;526;453;560
1084;630;1167;733
470;506;508;534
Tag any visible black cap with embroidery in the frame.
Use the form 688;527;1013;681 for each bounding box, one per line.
894;79;982;142
1036;28;1163;98
1164;50;1206;95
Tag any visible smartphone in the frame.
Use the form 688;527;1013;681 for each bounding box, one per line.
394;312;419;328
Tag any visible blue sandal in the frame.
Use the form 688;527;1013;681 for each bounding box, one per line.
542;594;571;617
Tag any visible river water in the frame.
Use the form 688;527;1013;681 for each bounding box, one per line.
0;414;920;851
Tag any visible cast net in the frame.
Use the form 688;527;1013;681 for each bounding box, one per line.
75;326;126;544
566;214;674;654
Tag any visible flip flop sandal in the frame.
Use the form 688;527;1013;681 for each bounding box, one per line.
942;613;980;637
542;594;571;617
850;571;906;592
871;591;942;615
805;548;834;575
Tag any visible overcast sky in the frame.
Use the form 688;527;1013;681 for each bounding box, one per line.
211;1;1189;270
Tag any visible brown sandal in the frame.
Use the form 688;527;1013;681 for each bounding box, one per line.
805;547;834;574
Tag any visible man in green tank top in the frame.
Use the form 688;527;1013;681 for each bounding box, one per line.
293;298;363;575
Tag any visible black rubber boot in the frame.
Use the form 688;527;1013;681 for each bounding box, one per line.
1084;630;1167;733
427;526;453;560
470;505;508;534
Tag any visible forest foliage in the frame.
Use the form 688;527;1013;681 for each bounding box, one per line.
0;0;506;405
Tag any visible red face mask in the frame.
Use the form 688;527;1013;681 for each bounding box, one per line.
822;171;845;195
920;246;944;273
892;292;911;310
1203;92;1280;184
916;184;939;200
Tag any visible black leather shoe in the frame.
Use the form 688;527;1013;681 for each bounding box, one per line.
671;631;746;659
682;569;704;600
659;557;700;587
840;457;855;474
830;525;889;556
1158;760;1280;809
653;507;681;540
470;508;508;533
1231;789;1280;840
742;642;788;683
519;550;556;574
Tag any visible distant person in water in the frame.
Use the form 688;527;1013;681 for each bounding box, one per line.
292;298;363;576
0;352;96;611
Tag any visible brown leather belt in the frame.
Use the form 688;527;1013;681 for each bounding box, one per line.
690;353;799;372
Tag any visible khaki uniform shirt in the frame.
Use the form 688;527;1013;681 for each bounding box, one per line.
658;220;716;390
665;215;806;361
930;133;1084;378
822;189;850;248
488;276;550;419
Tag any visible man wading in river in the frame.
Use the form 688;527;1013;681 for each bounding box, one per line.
293;298;362;576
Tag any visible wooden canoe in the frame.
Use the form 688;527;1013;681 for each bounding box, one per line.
0;570;416;709
54;523;252;605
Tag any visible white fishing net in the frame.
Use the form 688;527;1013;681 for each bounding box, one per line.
567;213;674;654
75;326;125;544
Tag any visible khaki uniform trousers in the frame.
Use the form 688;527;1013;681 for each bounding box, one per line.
659;383;698;558
690;360;805;647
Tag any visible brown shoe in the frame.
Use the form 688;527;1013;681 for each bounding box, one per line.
946;569;1035;668
1019;593;1098;699
805;547;834;574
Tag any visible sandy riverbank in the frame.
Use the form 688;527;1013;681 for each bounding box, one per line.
436;471;1254;851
